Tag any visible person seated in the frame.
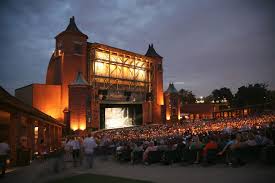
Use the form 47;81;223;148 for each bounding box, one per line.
190;135;204;150
202;136;218;160
218;134;238;155
189;136;204;164
130;143;143;163
218;133;242;166
143;141;157;163
245;133;257;147
230;133;242;150
115;143;124;159
157;140;168;151
258;132;274;146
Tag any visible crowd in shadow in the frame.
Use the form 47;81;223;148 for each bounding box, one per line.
94;113;275;167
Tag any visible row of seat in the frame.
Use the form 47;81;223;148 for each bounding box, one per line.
114;145;275;166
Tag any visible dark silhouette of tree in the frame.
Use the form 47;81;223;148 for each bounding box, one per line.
269;90;275;102
204;95;214;104
268;90;275;109
179;89;196;104
234;83;269;107
211;87;233;104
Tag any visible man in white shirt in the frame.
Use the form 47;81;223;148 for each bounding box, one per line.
83;133;97;168
72;137;80;167
0;139;10;177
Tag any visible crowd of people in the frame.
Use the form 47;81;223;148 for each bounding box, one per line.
94;113;275;141
62;133;97;168
92;113;275;166
1;113;275;177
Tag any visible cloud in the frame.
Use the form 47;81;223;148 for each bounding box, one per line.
0;0;274;96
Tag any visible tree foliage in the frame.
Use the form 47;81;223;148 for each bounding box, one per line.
211;87;233;104
179;83;271;108
204;95;214;104
179;89;196;104
234;83;269;107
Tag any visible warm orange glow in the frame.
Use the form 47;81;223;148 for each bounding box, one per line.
166;113;171;120
30;84;63;121
178;104;181;120
158;95;164;105
79;125;86;131
95;50;148;82
44;108;61;120
224;112;228;118
96;51;109;60
79;119;86;130
70;123;78;131
70;115;86;131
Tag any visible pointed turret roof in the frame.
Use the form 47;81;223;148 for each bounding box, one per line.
71;72;89;85
56;16;88;39
145;44;162;58
165;83;178;93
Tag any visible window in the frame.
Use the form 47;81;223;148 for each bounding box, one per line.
157;63;162;71
57;42;63;50
74;42;83;55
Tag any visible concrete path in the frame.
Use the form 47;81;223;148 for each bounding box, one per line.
2;157;275;183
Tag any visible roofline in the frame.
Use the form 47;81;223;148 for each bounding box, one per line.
1;86;65;127
15;83;61;91
55;31;88;39
88;42;157;61
15;84;34;91
68;84;89;87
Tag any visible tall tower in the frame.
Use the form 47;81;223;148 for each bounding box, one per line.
164;83;181;122
46;16;88;120
68;72;90;131
145;44;164;123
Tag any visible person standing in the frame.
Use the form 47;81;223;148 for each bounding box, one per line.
83;133;97;168
0;139;10;177
64;137;73;164
72;136;80;167
38;139;48;161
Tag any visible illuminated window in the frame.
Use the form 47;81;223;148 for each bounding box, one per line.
94;50;148;82
96;51;109;60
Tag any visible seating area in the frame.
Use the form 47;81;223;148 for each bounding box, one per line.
94;113;275;167
112;144;275;166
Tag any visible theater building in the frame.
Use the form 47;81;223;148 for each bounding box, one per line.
16;17;165;131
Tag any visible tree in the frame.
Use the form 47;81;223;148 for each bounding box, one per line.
269;90;275;103
234;83;269;107
268;90;275;109
204;95;214;104
211;87;233;104
178;89;196;104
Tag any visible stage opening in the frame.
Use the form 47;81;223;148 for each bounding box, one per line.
100;104;142;129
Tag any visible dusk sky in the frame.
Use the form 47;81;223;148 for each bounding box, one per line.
0;0;274;97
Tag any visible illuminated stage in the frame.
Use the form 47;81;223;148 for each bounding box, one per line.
100;103;142;129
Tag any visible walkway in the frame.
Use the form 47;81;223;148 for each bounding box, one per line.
2;157;275;183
